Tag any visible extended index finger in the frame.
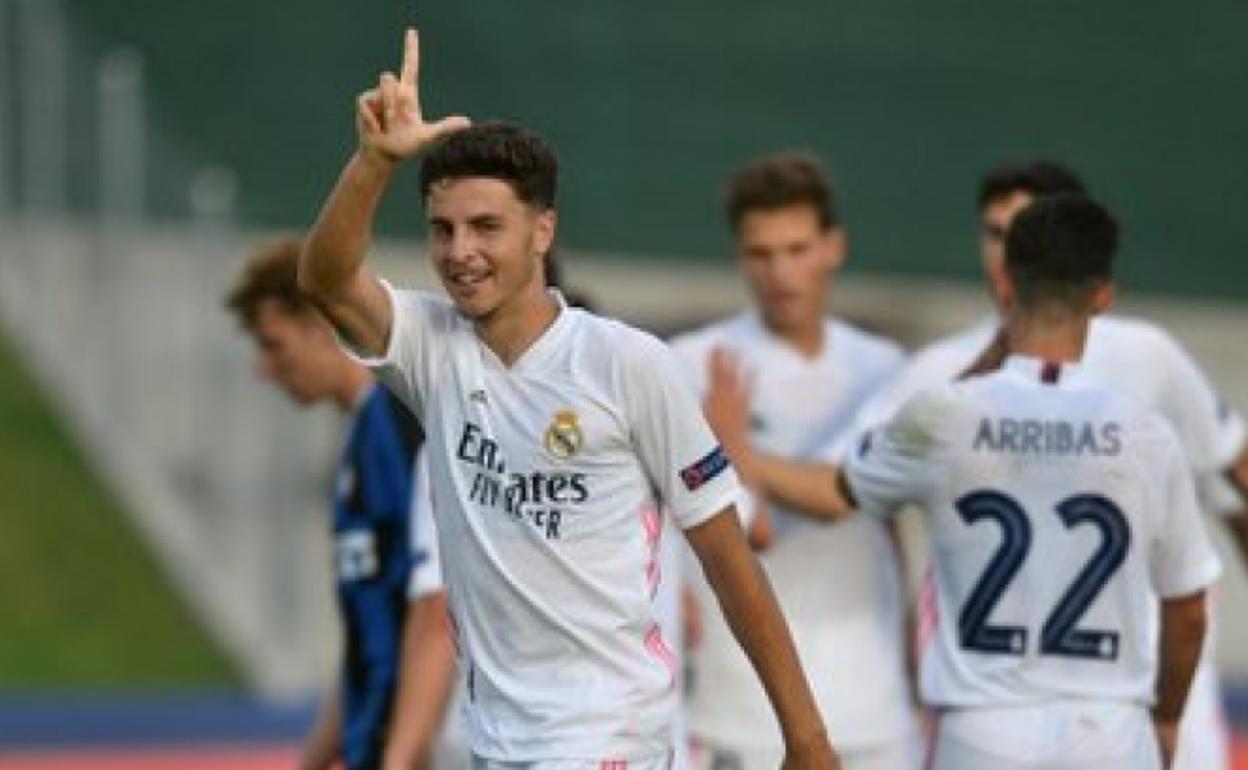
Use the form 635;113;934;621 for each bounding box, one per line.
400;27;419;87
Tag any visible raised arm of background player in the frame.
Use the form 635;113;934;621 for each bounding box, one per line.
703;348;855;521
298;29;469;350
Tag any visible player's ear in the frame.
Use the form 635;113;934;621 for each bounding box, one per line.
1090;281;1115;315
533;208;557;262
822;227;846;272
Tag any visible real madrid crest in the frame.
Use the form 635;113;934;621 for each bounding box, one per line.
543;409;584;460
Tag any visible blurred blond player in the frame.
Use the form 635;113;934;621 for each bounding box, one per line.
830;161;1248;770
297;29;839;770
722;194;1221;769
225;237;455;770
670;153;917;770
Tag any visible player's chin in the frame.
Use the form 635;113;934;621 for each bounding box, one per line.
449;290;502;321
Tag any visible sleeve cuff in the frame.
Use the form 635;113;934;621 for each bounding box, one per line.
1157;556;1222;599
339;278;403;369
407;564;444;600
676;483;744;532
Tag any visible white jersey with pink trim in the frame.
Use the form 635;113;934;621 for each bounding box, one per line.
844;356;1222;708
351;284;741;762
670;312;913;751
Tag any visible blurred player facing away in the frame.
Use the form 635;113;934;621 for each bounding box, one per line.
669;153;917;770
225;237;455;770
296;28;839;770
715;161;1248;770
721;195;1222;769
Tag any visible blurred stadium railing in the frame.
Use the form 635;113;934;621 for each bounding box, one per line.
0;0;339;697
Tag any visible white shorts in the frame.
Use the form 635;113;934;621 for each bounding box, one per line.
689;736;918;770
1174;658;1231;770
471;754;672;770
927;702;1160;770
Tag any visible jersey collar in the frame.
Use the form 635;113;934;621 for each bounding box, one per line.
1002;354;1084;386
479;289;573;373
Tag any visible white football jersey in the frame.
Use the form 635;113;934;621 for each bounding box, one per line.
407;449;445;600
670;312;914;750
353;284;741;762
832;316;1245;484
844;355;1222;708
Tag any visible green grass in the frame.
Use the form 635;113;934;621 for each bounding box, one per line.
0;331;237;688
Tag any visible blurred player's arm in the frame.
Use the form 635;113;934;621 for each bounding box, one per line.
299;28;468;355
1153;590;1208;769
298;679;343;770
685;510;841;770
957;325;1008;379
1219;446;1248;572
383;592;456;770
702;347;853;521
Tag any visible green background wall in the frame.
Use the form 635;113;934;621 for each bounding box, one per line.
66;1;1248;298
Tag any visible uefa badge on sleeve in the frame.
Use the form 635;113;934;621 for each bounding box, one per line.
543;409;585;460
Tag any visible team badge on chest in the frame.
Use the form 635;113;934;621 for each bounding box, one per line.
543;409;584;460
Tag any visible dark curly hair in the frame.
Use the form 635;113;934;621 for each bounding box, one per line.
419;121;558;210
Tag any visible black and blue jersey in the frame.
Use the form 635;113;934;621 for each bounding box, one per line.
333;383;425;770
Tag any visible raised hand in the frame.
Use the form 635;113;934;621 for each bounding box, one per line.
356;28;471;165
704;347;758;486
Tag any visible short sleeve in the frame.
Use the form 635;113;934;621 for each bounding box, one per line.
842;387;952;516
1196;472;1245;518
619;333;742;530
340;280;448;418
1152;327;1246;474
1147;418;1223;598
407;449;444;600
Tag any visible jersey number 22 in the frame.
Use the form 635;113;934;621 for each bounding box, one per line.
956;490;1130;661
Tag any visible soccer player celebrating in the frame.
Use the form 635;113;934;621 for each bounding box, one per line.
225;237;455;770
297;29;838;770
724;195;1222;769
716;161;1248;770
670;153;917;770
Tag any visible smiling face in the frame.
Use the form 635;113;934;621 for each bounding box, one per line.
737;204;843;336
426;176;555;321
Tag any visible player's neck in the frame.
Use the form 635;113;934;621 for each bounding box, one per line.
475;286;561;367
1004;309;1089;364
333;361;374;412
767;317;825;358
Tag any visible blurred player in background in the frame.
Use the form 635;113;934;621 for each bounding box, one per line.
670;153;917;770
718;160;1248;770
719;193;1221;768
297;28;839;770
225;236;455;770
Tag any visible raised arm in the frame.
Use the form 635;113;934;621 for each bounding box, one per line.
701;346;853;521
299;28;469;355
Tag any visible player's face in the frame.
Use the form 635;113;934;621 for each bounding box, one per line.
426;177;555;322
737;205;843;336
249;301;339;405
980;190;1034;310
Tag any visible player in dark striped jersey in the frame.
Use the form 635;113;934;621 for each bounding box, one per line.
226;236;455;770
